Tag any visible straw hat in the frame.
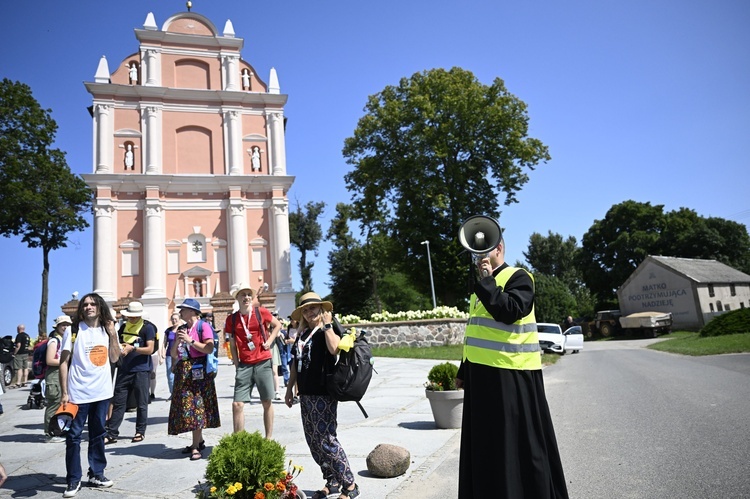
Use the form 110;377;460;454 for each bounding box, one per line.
232;283;255;300
120;301;145;317
291;292;333;321
53;315;72;328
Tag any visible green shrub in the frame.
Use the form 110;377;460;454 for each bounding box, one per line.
700;308;750;337
204;431;286;498
425;361;459;391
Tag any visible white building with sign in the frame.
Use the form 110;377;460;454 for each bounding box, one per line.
617;256;750;330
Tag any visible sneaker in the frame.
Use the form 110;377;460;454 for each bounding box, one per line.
63;481;81;497
46;435;66;443
88;473;113;488
274;391;282;400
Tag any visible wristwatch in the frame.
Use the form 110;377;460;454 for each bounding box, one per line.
191;339;196;345
324;323;333;330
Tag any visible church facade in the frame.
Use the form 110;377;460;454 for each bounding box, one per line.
82;10;295;332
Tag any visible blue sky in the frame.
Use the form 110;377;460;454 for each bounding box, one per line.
1;0;748;337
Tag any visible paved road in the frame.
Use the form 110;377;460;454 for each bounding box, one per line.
548;339;750;499
1;340;748;498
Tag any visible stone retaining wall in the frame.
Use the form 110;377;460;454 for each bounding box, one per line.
344;318;468;349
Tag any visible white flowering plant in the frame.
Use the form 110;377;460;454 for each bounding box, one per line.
338;306;468;325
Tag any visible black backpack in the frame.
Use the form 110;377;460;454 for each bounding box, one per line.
326;324;375;418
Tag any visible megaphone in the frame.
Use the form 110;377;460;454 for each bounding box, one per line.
458;215;503;277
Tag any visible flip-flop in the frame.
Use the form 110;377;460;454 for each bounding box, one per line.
131;434;145;443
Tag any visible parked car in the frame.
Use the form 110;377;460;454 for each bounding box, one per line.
1;361;13;387
591;309;622;337
1;334;15;386
562;325;584;354
538;323;585;355
537;323;565;354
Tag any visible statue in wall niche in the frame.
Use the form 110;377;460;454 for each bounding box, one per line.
193;279;203;297
124;144;134;170
129;62;138;84
242;68;252;90
251;146;261;171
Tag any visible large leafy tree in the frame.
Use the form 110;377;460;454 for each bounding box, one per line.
0;79;92;335
577;200;665;303
288;201;325;293
326;203;373;315
343;67;550;307
533;274;577;324
523;231;594;319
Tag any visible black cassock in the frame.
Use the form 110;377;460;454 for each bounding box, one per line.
457;264;568;499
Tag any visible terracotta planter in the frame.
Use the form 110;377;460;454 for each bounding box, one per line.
425;389;464;429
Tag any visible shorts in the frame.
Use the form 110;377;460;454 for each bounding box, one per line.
234;359;274;402
13;353;29;370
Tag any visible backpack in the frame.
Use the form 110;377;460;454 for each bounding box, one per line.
326;324;375;418
118;320;158;354
197;319;219;375
32;333;60;379
0;335;13;364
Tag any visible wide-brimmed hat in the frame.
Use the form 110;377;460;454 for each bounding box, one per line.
49;402;79;436
232;283;255;300
53;315;72;328
177;298;202;314
291;292;333;321
121;301;145;317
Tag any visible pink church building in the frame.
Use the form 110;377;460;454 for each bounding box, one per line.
82;10;295;332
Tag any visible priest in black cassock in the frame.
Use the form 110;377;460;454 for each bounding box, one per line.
456;236;568;499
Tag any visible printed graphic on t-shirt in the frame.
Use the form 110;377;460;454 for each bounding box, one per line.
89;345;109;366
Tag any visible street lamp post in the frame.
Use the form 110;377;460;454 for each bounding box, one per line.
421;240;437;310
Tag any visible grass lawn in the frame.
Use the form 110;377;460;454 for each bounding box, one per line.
648;331;750;356
372;344;561;365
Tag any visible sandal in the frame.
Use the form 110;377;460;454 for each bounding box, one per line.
312;483;339;499
131;434;145;443
104;436;118;445
339;483;360;498
181;440;206;453
190;448;202;460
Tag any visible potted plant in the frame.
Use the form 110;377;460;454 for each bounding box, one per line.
424;361;464;429
199;431;306;499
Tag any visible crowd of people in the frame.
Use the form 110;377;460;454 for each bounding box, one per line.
3;228;570;499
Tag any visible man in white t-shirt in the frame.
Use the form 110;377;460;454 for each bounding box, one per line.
58;293;121;498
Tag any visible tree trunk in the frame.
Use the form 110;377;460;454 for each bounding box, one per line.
38;246;50;336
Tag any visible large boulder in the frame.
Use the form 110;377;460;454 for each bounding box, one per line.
366;443;411;478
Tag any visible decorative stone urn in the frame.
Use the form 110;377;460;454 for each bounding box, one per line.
425;389;464;429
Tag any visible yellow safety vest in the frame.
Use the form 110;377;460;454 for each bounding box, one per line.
463;266;541;370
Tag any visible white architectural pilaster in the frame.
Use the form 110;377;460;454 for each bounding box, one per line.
269;112;287;175
225;110;242;174
142;199;165;298
228;199;249;287
271;199;293;292
143;106;161;173
93;200;116;300
95;104;113;173
224;55;240;91
144;48;160;86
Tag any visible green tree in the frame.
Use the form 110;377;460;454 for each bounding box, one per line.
343;67;550;307
533;274;577;324
577;200;665;304
523;231;581;287
326;203;373;316
288;201;325;293
661;208;750;273
0;79;92;335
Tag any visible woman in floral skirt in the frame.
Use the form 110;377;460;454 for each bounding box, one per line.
168;298;220;460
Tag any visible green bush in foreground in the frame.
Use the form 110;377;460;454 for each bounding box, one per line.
700;308;750;337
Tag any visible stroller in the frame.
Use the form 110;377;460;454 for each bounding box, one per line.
27;379;46;409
